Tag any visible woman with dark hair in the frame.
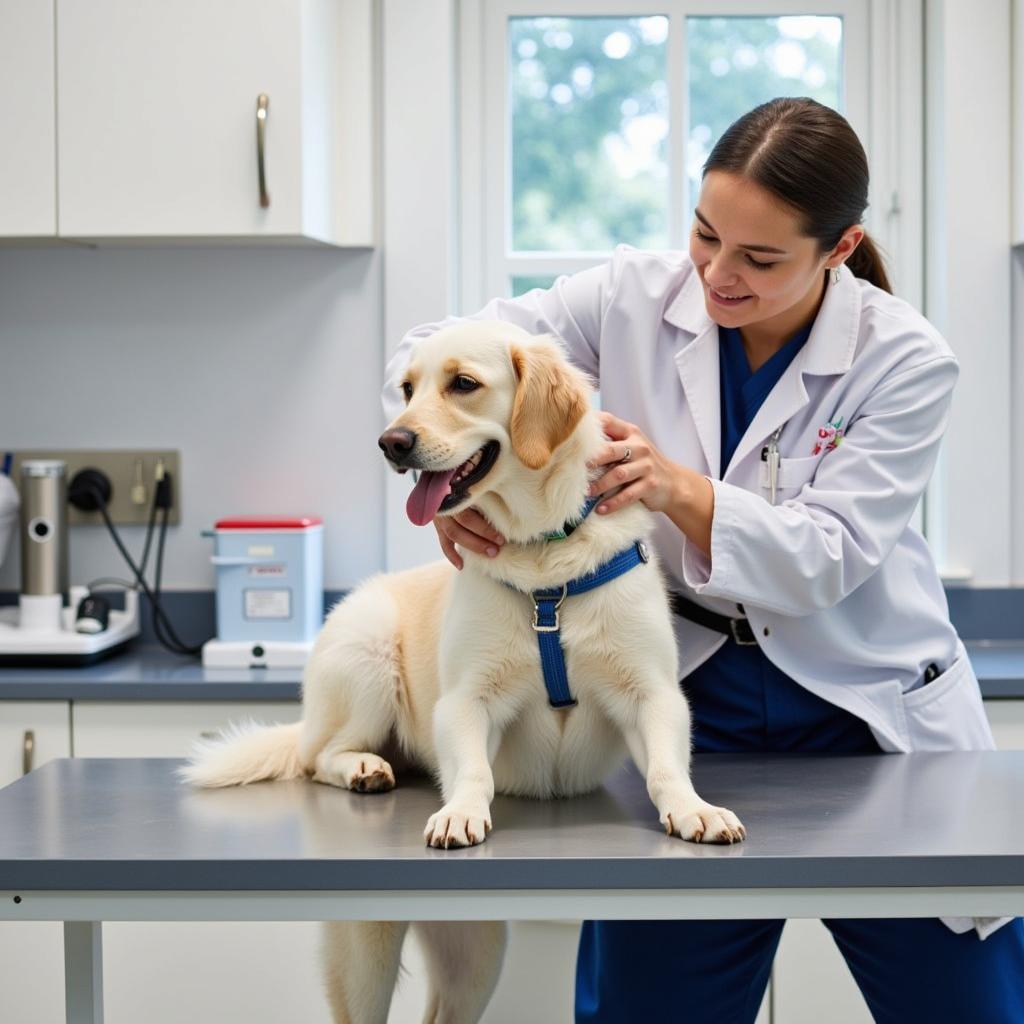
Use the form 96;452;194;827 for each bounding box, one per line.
385;97;1024;1021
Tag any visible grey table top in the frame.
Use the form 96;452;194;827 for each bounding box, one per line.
1;753;1023;892
0;641;1022;701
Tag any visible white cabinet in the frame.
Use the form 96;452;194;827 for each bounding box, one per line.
0;0;374;246
0;700;70;787
71;700;302;759
0;0;57;237
0;702;72;1024
72;700;334;1024
986;700;1024;750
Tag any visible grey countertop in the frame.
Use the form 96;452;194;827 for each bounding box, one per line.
1;753;1023;892
0;647;301;700
0;641;1022;701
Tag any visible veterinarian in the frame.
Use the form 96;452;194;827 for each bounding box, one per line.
385;96;1024;1022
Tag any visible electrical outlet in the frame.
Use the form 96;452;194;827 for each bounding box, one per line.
4;450;181;526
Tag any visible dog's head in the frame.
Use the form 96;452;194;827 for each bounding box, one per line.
379;322;596;531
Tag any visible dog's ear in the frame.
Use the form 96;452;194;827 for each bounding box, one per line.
509;341;589;470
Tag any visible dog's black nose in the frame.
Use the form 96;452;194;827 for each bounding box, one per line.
378;428;418;463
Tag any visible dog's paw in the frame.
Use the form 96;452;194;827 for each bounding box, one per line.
313;752;395;793
663;803;746;844
423;805;492;849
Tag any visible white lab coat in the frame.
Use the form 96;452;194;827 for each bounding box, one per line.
384;245;1004;937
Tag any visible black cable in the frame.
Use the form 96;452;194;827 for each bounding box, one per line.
76;477;207;658
93;497;202;656
151;502;192;654
137;480;160;579
147;472;203;656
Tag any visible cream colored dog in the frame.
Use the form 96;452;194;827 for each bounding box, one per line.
182;321;744;1023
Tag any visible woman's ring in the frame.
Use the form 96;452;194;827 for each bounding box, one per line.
622;446;632;463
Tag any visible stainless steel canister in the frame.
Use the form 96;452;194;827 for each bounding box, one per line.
20;460;68;597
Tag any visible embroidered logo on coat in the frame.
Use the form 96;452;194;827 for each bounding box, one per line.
812;416;844;455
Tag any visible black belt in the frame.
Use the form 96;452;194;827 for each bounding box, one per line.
670;591;757;646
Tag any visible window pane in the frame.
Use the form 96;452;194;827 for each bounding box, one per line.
686;17;843;216
510;16;669;253
510;275;558;297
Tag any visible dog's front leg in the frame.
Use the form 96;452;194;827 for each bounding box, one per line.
423;692;499;849
624;688;746;844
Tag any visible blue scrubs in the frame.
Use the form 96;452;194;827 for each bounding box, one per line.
688;320;880;755
575;322;1024;1023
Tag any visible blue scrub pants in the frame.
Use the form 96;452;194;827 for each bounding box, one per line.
574;640;1024;1022
576;916;1024;1023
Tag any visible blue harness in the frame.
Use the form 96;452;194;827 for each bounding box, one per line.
508;536;651;709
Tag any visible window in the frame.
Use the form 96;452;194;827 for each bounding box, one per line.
474;2;871;303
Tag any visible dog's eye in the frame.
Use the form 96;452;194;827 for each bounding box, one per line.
401;381;413;401
452;375;480;393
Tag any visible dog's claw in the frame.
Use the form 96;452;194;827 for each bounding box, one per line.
663;804;745;844
424;805;492;849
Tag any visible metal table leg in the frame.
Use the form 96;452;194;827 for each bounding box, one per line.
64;921;103;1024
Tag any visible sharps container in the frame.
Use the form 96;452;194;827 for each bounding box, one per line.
201;517;324;668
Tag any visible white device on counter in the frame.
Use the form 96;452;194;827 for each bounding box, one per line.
201;516;324;669
0;460;140;667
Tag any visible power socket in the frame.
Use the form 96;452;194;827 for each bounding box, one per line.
5;450;181;525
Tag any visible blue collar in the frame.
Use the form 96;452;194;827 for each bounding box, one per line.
506;540;650;708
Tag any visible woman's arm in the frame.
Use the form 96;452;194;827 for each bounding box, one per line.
589;356;958;617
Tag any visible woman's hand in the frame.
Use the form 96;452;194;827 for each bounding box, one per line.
587;412;685;515
433;508;506;570
588;411;715;555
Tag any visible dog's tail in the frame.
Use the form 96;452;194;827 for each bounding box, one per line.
177;720;305;788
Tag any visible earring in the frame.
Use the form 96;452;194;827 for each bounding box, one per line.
831;266;841;285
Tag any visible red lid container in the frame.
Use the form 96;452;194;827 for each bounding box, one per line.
214;517;323;530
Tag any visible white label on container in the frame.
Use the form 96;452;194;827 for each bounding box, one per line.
244;588;291;620
248;564;285;577
248;544;275;557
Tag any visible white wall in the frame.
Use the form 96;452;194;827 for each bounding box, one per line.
0;245;385;590
382;0;459;572
924;0;1013;583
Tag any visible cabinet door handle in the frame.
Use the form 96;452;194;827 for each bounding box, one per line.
256;93;270;209
23;730;35;775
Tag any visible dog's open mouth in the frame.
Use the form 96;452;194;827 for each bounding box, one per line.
405;441;500;527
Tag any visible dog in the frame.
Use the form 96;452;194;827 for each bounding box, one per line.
181;321;745;1023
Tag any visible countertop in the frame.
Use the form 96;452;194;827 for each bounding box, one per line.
0;641;1021;701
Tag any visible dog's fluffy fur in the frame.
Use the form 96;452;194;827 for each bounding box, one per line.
181;322;744;1023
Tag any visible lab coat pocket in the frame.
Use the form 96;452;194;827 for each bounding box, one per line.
899;649;994;751
759;454;819;497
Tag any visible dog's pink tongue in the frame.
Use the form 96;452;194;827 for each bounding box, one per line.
406;469;459;526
